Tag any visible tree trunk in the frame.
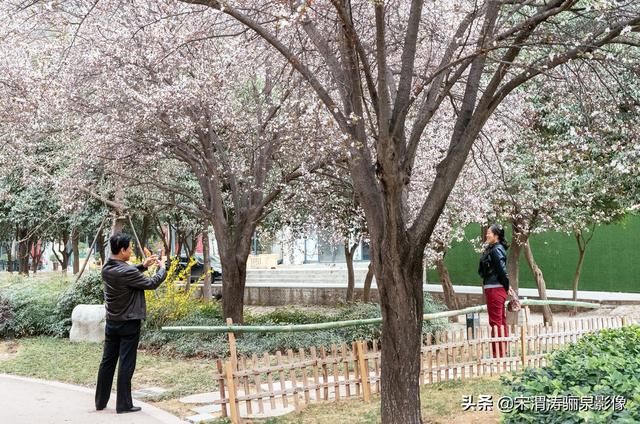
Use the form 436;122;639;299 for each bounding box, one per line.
72;227;80;274
571;244;586;316
191;234;199;257
202;232;212;301
141;215;150;252
168;221;175;256
30;239;44;274
344;241;358;303
96;227;106;265
175;231;183;258
435;255;459;323
6;245;13;273
130;218;143;258
182;233;197;285
522;240;554;325
110;186;126;237
17;228;29;276
571;228;595;315
153;218;171;257
30;238;38;274
506;222;526;325
362;261;374;302
376;249;424;424
59;233;70;272
111;216;126;236
220;249;248;324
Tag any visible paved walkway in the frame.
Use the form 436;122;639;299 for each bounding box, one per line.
0;374;185;424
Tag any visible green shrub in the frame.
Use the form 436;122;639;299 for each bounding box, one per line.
502;325;640;423
144;293;450;359
196;300;224;320
0;275;68;337
50;271;104;337
334;302;383;341
247;306;335;325
0;294;15;335
139;312;228;358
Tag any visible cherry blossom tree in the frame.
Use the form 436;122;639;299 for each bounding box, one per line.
170;3;640;419
10;1;342;322
490;58;640;325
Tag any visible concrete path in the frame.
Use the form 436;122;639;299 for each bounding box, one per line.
0;374;185;424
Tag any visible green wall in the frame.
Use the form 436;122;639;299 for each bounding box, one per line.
426;215;640;293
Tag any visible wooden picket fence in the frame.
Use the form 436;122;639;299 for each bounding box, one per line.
210;314;640;422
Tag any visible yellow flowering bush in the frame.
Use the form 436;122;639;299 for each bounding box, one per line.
145;257;199;328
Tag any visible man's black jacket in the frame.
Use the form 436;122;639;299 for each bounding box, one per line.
478;243;510;292
101;258;167;321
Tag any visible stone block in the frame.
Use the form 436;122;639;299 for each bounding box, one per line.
70;304;106;343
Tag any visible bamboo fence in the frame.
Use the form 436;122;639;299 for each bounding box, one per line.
200;314;640;422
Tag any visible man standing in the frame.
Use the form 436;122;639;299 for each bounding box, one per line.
95;233;167;413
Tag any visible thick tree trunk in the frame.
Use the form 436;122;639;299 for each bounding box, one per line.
202;233;212;301
362;261;374;302
344;241;358;303
523;240;554;325
111;218;125;236
220;250;248;324
376;249;424;424
435;256;459;323
110;186;126;237
506;222;525;325
72;227;80;274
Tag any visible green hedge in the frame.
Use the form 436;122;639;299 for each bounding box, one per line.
0;275;67;337
502;325;640;423
0;272;104;338
139;294;449;358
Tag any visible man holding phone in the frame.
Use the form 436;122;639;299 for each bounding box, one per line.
95;233;167;414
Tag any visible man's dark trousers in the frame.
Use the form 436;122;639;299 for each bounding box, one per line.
95;319;141;411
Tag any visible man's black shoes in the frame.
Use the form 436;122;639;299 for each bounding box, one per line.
117;406;142;414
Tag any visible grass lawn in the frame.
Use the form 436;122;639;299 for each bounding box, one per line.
0;336;504;423
0;336;217;414
245;377;503;424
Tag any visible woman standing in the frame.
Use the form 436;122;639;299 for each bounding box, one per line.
478;224;510;357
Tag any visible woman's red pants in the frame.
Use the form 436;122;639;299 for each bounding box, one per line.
484;287;509;357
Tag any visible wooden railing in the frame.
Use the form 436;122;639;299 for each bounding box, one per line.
208;314;639;422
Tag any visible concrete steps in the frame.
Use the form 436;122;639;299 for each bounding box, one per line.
245;267;374;286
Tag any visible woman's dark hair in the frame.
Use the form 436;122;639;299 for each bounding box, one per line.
109;233;132;255
489;224;509;249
